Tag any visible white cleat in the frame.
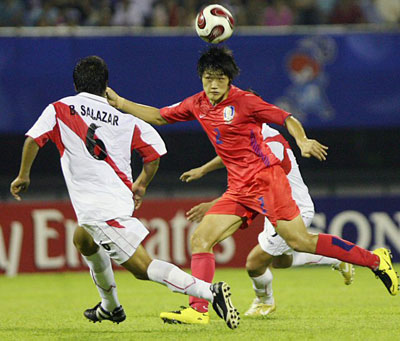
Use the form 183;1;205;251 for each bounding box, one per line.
244;298;276;317
332;262;355;285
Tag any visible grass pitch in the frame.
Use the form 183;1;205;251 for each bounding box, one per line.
1;266;399;340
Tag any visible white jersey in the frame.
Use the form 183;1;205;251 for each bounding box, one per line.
261;124;314;219
26;92;167;224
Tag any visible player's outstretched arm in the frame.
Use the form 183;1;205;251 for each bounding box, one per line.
180;156;225;183
132;158;160;209
186;198;220;223
106;87;168;126
285;116;328;161
10;137;40;201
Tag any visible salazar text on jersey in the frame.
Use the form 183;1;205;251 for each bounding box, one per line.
77;104;119;126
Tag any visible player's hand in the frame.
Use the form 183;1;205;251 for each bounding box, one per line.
186;202;214;223
10;176;30;201
132;182;146;210
180;167;205;183
106;87;125;109
298;139;328;161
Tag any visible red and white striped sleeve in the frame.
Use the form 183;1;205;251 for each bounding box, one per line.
131;119;167;163
25;104;57;147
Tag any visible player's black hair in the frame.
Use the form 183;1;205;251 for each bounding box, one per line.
73;56;108;96
197;46;240;82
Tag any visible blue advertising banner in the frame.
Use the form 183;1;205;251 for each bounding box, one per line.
1;32;399;133
310;196;400;262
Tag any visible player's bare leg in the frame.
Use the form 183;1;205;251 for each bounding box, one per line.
122;244;240;329
275;215;398;295
160;214;243;325
189;214;243;309
73;226;125;324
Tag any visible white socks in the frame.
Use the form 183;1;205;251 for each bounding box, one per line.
147;259;213;302
83;248;120;312
250;268;274;304
291;252;340;267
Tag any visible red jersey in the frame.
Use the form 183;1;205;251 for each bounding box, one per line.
160;86;290;193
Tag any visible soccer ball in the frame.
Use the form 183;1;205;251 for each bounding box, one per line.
195;4;235;44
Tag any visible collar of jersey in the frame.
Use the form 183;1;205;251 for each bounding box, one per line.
78;92;108;104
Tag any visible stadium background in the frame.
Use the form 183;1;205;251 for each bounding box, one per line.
1;0;400;276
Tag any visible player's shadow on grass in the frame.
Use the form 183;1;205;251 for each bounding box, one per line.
2;325;211;335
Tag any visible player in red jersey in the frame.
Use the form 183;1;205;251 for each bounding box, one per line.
181;122;355;318
106;46;398;324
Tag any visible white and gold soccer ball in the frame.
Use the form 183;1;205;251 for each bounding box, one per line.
195;4;235;44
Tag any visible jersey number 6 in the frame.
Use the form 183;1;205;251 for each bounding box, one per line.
85;124;108;160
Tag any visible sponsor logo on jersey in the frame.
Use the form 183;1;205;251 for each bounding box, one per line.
223;106;235;124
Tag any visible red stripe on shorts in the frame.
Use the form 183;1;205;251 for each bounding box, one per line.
106;219;125;228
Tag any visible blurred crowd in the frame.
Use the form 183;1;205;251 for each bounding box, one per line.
0;0;399;27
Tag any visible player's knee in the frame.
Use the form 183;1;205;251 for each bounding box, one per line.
246;254;265;277
190;231;213;252
245;253;257;271
73;228;98;255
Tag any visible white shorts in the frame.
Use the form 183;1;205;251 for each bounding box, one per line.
81;216;149;264
258;215;313;256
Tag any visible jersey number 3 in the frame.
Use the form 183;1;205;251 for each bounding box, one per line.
85;123;108;160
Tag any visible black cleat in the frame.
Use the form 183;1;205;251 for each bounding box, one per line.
210;282;240;329
84;302;126;324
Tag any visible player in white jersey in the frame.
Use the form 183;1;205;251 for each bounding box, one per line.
180;123;355;317
10;56;239;329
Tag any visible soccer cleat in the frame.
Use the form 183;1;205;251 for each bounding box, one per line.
160;306;209;325
84;302;126;324
332;262;355;285
210;282;240;329
244;298;276;317
372;248;399;296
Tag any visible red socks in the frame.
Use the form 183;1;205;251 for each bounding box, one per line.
189;252;215;313
316;234;379;270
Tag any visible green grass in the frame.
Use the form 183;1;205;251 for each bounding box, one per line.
1;266;399;340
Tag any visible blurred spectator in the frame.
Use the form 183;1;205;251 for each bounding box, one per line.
0;0;398;28
228;0;248;26
360;0;385;23
0;0;25;27
177;0;198;27
151;0;169;26
264;0;294;26
315;0;337;24
293;0;322;25
86;0;113;26
245;0;266;25
111;0;155;26
375;0;400;23
329;0;366;24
